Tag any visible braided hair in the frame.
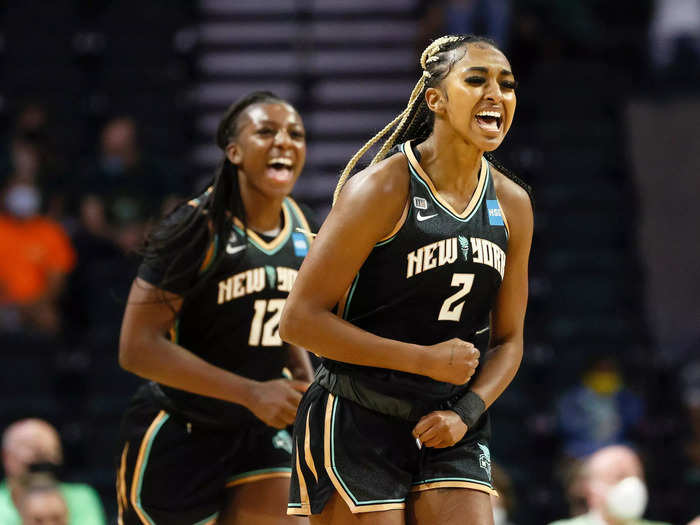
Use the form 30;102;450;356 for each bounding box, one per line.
333;34;531;205
142;91;286;301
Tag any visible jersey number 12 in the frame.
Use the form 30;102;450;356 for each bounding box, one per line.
249;299;285;346
438;273;475;321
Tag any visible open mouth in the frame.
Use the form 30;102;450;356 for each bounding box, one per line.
475;111;502;133
266;157;295;183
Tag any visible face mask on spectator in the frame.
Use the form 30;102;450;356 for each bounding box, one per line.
4;184;40;218
605;476;648;520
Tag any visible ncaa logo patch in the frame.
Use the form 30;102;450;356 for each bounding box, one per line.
486;200;504;226
292;232;308;257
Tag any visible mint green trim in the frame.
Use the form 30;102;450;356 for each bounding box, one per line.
135;414;170;525
412;476;493;488
375;234;398;247
402;142;490;223
226;467;292;484
330;397;405;506
342;273;360;320
232;222;292;256
287;503;302;508
192;511;218;525
171;318;180;344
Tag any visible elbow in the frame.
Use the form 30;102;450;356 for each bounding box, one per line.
280;301;305;346
118;334;143;373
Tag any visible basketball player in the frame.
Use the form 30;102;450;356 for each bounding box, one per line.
116;92;314;525
281;35;533;525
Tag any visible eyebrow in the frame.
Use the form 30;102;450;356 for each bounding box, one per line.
466;66;514;76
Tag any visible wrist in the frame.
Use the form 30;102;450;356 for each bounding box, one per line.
236;378;261;409
450;390;485;429
411;344;432;376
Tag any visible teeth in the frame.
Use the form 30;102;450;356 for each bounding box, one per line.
476;111;501;118
268;157;293;167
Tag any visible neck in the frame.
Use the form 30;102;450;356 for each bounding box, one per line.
418;125;483;197
238;181;285;232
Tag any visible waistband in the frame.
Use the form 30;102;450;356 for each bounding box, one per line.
315;364;466;422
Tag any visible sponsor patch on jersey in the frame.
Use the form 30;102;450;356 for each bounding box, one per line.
413;197;428;210
486;200;504;226
292;232;308;256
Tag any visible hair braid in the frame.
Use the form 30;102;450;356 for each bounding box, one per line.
333;34;499;205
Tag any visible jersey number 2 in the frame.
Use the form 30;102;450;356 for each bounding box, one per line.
249;299;285;346
438;273;475;321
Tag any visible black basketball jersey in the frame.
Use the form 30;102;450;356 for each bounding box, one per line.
137;194;315;427
323;141;509;406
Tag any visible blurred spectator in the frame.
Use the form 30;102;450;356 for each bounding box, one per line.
0;419;105;525
420;0;511;51
491;463;518;525
0;176;76;334
63;194;136;343
556;357;644;458
2;103;66;219
548;445;670;525
16;473;68;525
79;116;177;252
650;0;700;70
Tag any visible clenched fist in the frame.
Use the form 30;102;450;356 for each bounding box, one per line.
423;338;479;385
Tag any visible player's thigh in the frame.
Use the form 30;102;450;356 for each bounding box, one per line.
309;492;404;525
407;488;494;525
218;477;307;525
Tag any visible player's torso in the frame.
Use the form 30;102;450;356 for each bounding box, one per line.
325;141;509;401
174;197;312;379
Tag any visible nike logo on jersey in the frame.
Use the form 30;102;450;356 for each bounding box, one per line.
226;244;246;255
416;211;438;222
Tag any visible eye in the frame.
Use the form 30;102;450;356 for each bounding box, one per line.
500;80;518;90
466;76;486;86
290;129;305;139
257;127;275;136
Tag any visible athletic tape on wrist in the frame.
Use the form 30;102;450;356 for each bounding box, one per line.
450;391;485;428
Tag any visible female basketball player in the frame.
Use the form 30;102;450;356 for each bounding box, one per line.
116;91;314;525
280;35;533;525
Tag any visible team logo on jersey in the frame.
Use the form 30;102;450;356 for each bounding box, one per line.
265;265;277;289
292;232;308;256
477;442;492;482
458;235;470;260
225;231;246;255
486;200;504;226
413;197;428;210
272;429;293;454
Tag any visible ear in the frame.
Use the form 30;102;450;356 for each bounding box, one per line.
226;143;242;166
425;87;446;116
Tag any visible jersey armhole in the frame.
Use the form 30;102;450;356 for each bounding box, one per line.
376;199;409;246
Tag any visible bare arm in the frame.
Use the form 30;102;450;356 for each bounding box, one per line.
414;173;533;448
287;344;315;382
280;156;478;385
119;278;307;428
468;175;533;408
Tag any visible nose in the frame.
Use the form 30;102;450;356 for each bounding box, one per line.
273;128;293;147
483;79;503;103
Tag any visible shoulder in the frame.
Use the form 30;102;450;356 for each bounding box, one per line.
59;481;105;509
546;517;589;525
338;150;410;208
490;164;533;240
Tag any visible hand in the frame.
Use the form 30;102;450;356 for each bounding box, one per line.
247;379;309;429
423;338;480;385
412;410;468;448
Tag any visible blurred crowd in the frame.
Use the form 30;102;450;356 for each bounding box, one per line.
1;0;699;523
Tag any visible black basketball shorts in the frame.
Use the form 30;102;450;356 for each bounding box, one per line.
116;393;293;525
287;382;497;516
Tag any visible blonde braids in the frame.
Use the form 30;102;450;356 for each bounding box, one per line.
332;35;466;205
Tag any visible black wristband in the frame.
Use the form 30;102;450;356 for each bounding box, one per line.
450;391;485;428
